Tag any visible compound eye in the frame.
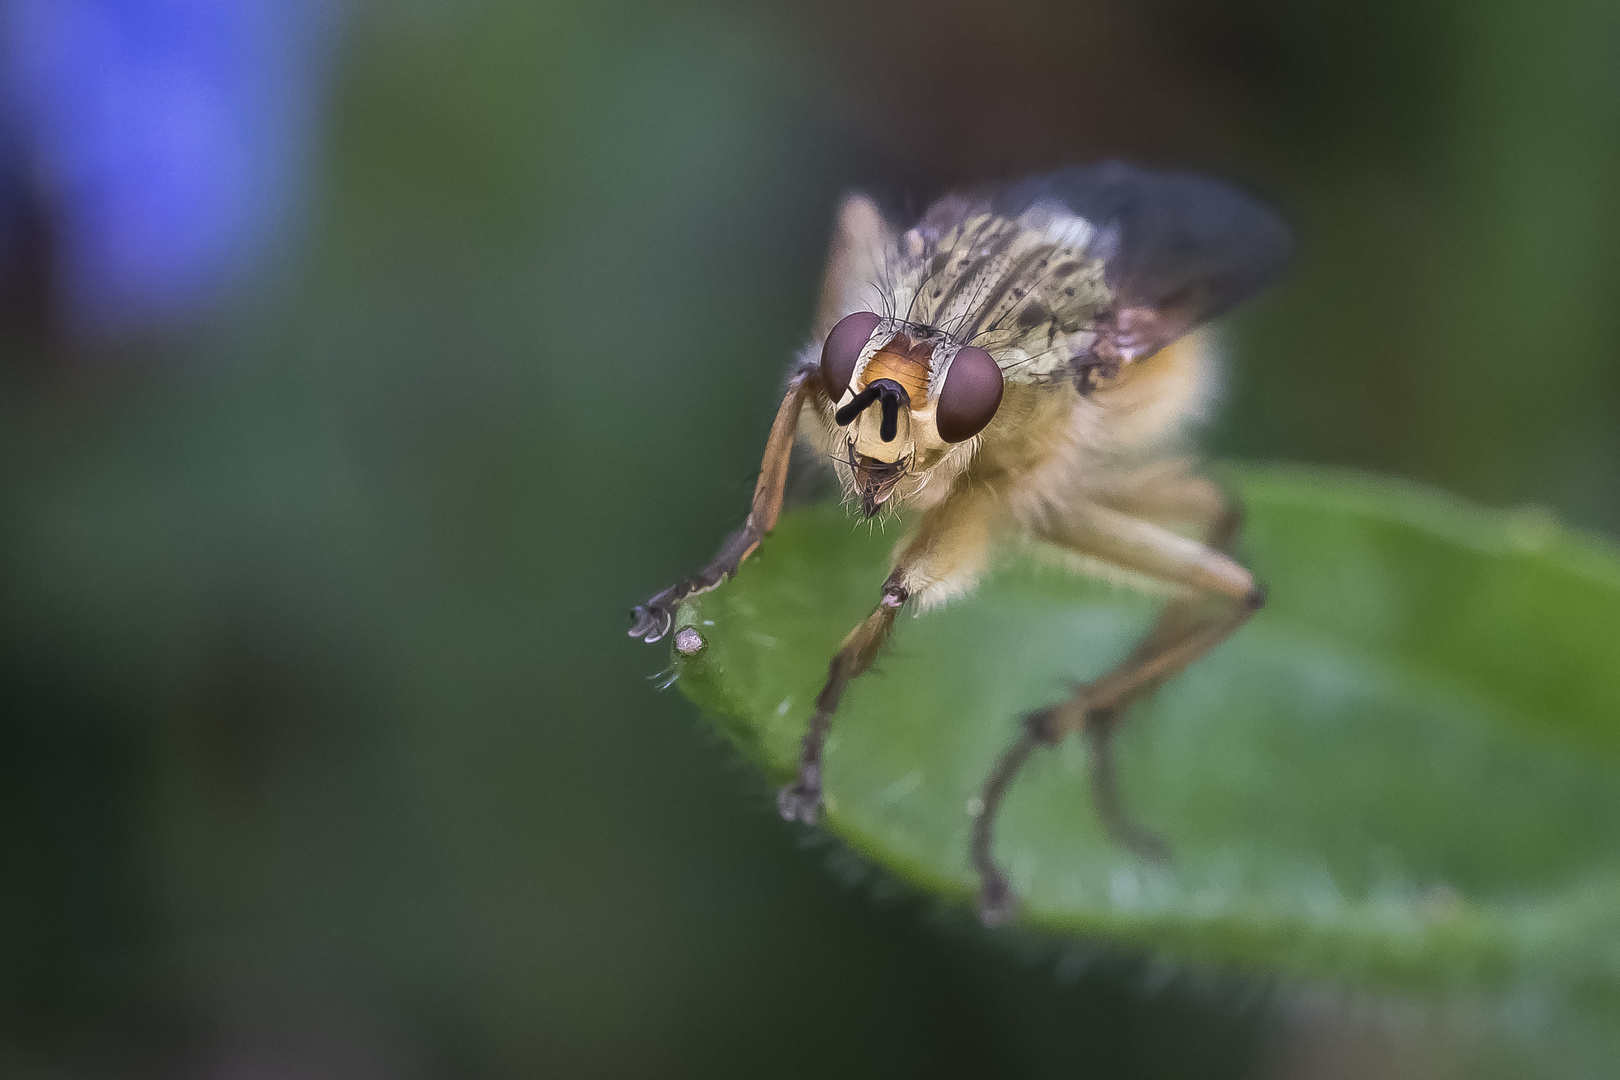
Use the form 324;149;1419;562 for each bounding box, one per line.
936;346;1004;442
820;311;883;399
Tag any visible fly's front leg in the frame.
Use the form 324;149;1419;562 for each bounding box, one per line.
629;371;812;643
973;497;1261;925
779;487;1001;824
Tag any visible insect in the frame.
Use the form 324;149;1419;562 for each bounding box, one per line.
629;162;1291;924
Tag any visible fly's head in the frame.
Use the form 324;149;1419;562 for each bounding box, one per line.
819;310;1004;518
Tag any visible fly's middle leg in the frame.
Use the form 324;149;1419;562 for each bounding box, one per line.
778;487;1000;825
777;570;907;823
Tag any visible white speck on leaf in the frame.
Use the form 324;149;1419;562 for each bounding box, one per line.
874;771;923;807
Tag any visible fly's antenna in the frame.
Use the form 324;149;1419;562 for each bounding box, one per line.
834;379;910;442
879;388;903;441
834;384;882;426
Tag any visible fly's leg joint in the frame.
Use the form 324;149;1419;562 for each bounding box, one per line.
1021;704;1064;746
1021;694;1101;745
880;568;910;610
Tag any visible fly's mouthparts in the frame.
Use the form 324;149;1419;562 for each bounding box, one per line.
849;449;910;518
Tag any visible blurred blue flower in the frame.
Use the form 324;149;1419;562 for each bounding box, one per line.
0;0;339;341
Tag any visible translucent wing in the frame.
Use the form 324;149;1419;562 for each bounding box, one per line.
990;162;1292;365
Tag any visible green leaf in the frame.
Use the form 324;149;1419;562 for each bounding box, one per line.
671;465;1620;994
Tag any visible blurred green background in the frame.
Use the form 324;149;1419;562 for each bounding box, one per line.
1;0;1617;1076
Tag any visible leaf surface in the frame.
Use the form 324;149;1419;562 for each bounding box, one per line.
673;466;1620;992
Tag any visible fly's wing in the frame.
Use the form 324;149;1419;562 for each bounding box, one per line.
992;162;1292;366
813;192;899;342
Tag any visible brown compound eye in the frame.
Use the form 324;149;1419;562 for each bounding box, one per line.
820;311;883;399
935;346;1004;442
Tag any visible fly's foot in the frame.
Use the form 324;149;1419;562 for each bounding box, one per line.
776;772;823;824
976;869;1017;927
628;590;679;643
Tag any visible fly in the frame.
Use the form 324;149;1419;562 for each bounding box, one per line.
629;162;1291;924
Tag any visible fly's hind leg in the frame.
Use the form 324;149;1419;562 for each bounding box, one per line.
973;489;1260;925
1080;493;1247;861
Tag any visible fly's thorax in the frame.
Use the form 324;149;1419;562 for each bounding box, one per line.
875;207;1113;379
